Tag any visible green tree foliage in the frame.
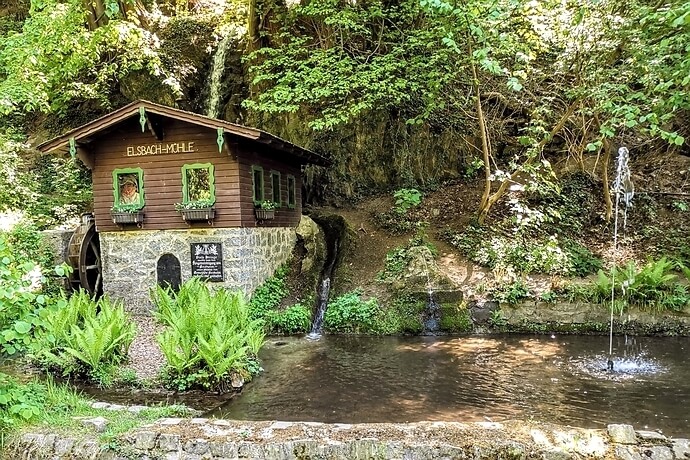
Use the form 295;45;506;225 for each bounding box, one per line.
244;0;456;130
0;130;92;228
0;0;175;115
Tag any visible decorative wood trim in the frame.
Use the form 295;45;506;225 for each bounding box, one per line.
36;100;330;167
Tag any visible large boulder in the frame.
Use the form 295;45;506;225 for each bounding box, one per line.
295;215;327;279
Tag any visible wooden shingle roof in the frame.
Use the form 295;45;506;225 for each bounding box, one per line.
36;100;330;167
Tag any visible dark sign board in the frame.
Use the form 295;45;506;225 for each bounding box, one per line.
190;242;223;282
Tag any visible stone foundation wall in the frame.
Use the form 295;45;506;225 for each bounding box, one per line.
100;228;295;314
9;419;690;460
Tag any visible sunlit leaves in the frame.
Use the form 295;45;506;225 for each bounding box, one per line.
0;0;172;115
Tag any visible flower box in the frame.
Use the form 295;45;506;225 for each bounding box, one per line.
255;208;275;220
111;211;144;225
180;208;216;222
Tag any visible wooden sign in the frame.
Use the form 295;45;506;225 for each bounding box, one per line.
190;242;223;282
126;141;196;157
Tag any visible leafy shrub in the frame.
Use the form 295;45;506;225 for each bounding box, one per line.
31;290;135;385
489;280;530;304
248;264;290;321
324;291;380;333
268;304;312;335
587;257;690;312
393;188;422;214
444;223;602;276
562;240;602;277
152;278;265;391
0;373;43;437
0;231;50;356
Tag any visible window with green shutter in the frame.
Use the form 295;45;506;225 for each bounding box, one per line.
182;163;215;206
271;170;281;206
287;174;296;209
112;168;144;211
251;165;264;203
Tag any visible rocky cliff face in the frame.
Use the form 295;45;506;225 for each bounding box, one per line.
140;30;477;204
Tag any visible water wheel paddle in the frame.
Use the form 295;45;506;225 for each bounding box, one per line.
67;213;103;297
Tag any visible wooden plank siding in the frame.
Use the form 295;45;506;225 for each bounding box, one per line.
89;117;303;232
236;141;302;228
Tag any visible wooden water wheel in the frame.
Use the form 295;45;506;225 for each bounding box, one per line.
67;213;103;297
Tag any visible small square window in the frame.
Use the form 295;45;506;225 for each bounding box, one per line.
112;168;144;210
271;171;281;206
182;163;215;206
252;165;264;203
287;174;296;209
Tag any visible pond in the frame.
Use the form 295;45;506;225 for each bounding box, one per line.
210;334;690;436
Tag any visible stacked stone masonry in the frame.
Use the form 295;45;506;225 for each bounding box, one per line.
8;420;690;460
99;228;296;314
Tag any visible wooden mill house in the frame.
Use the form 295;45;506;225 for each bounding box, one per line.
38;100;329;312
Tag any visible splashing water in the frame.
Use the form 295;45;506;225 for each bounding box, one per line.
419;248;441;334
608;147;634;367
307;278;331;339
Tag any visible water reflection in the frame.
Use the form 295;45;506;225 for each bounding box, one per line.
211;334;690;436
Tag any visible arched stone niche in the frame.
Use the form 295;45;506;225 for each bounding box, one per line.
157;253;181;292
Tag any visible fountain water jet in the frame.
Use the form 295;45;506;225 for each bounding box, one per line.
608;146;634;371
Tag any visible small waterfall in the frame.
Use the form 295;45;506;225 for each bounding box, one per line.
307;234;340;338
308;278;331;336
422;290;441;334
419;248;441;334
205;33;235;119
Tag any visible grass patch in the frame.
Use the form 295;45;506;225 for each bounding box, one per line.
1;373;191;448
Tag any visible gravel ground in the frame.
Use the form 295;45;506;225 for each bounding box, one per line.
125;315;166;381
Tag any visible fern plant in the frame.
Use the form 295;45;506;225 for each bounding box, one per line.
591;257;690;313
152;279;266;391
31;291;135;384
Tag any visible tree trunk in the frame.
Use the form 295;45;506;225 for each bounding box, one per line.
477;102;578;224
247;0;260;52
471;59;492;221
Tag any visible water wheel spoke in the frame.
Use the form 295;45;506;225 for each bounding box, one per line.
89;240;99;257
69;214;103;297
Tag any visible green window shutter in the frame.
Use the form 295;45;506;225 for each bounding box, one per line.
112;168;145;211
181;163;215;205
287;174;296;209
251;165;264;203
271;170;281;207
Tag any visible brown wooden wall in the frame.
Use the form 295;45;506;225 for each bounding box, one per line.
89;117;303;232
236;140;303;228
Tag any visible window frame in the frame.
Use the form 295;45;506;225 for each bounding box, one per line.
251;165;265;204
181;163;216;205
287;174;296;209
112;167;145;210
270;170;282;207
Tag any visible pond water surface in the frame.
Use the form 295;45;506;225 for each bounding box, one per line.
210;334;690;436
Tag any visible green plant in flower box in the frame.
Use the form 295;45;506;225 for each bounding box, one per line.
111;203;142;213
256;200;277;210
174;199;215;211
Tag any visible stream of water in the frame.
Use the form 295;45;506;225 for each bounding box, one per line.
7;334;687;436
211;334;690;436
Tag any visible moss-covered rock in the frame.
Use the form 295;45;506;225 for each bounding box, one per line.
439;302;473;333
